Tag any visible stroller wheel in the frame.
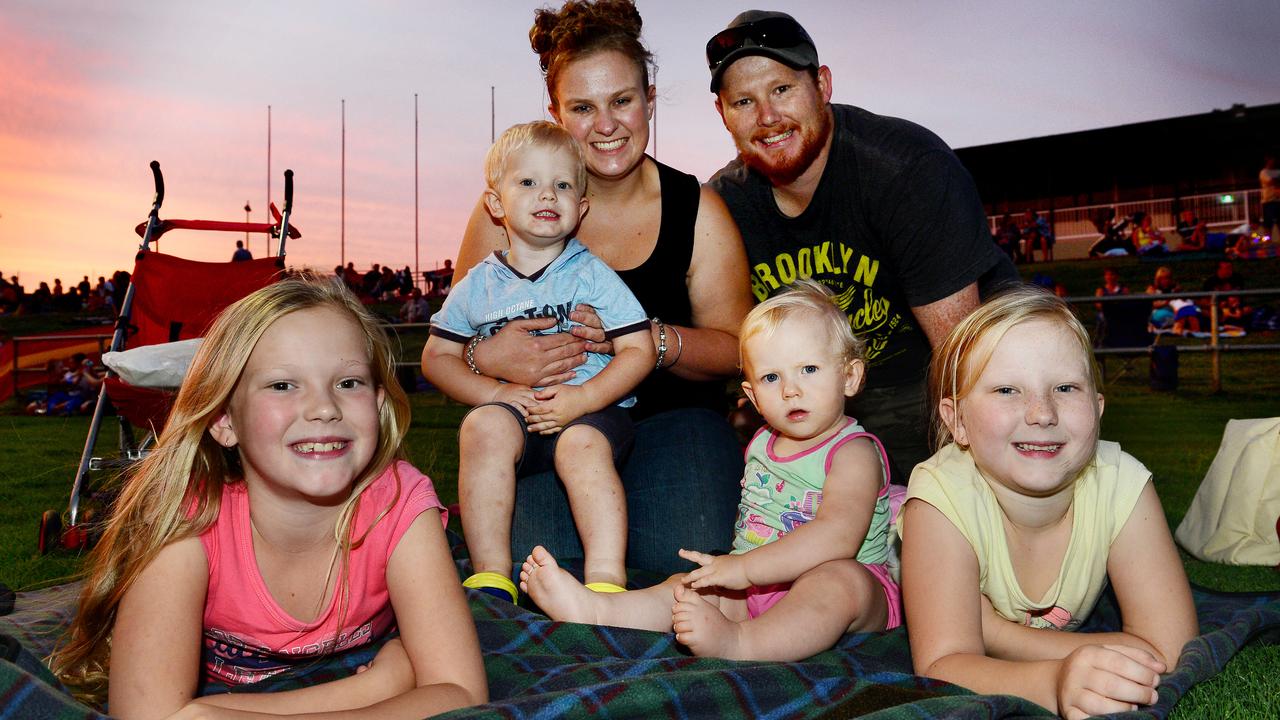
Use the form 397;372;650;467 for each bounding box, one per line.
62;524;89;552
38;510;63;555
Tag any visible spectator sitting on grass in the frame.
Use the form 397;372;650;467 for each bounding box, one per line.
1201;260;1251;322
1175;210;1207;251
1131;212;1167;256
1088;208;1133;257
1148;266;1200;335
27;353;103;416
995;214;1021;263
1093;266;1130;339
401;286;431;324
1021;209;1054;262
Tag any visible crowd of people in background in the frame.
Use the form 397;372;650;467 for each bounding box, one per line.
23;351;105;416
1083;259;1276;338
0;258;457;320
331;260;452;311
992;157;1279;265
1;271;130;316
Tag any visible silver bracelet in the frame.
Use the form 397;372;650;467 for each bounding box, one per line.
666;324;684;368
652;318;667;370
466;335;483;375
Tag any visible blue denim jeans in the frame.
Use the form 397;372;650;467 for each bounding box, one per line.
510;407;743;577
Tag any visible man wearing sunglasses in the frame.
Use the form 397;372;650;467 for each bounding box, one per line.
707;10;1015;487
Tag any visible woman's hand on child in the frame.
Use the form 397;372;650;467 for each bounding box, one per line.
679;549;751;590
568;304;614;356
1055;643;1164;720
482;316;588;387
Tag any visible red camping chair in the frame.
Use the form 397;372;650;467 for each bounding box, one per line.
40;161;300;553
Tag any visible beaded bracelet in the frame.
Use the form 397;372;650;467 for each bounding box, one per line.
466;335;484;375
652;318;667;370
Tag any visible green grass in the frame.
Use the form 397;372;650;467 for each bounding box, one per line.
2;264;1279;716
4;378;1278;717
1020;254;1280;300
1097;365;1280;718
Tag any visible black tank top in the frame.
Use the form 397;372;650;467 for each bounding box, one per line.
616;159;729;420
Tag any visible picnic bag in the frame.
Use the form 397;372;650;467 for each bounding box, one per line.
1175;417;1280;566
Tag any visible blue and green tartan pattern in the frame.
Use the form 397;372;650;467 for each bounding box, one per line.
3;567;1278;719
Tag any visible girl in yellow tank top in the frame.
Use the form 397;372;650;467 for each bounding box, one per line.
898;286;1196;719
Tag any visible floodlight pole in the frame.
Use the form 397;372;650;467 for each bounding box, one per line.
266;105;272;257
341;98;346;268
414;93;420;281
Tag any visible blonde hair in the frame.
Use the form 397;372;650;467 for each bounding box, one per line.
928;284;1099;450
484;120;588;193
50;276;411;705
740;279;865;385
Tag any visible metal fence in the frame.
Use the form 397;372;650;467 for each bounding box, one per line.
1068;287;1280;392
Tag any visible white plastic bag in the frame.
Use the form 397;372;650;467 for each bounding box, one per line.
103;338;202;389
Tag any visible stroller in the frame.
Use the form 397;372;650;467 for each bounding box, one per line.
39;161;300;553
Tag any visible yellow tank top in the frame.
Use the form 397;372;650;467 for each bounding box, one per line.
901;441;1148;630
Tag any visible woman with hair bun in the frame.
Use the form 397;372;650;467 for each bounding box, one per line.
440;0;751;577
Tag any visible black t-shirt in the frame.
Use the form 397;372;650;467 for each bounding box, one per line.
710;104;1009;388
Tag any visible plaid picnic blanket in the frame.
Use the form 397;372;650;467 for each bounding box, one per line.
3;572;1278;719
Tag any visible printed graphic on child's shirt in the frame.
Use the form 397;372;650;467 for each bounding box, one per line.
203;620;373;684
1022;605;1078;631
734;460;823;549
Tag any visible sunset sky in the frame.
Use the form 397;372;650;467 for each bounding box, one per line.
2;0;1277;290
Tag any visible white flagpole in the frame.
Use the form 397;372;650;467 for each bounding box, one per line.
266;105;272;257
414;93;420;282
341;99;346;268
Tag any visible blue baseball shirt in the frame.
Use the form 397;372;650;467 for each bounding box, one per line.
430;239;651;407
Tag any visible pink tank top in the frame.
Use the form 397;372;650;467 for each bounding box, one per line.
199;461;445;685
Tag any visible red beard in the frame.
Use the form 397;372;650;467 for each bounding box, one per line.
739;107;832;186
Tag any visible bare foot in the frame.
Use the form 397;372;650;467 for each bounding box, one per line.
519;545;607;625
671;583;747;659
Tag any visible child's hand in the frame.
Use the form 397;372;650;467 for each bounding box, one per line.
356;638;416;699
527;384;591;434
678;548;751;590
1056;644;1164;720
491;383;537;414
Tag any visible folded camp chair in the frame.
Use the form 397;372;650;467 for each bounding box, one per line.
1095;297;1155;383
39;162;299;553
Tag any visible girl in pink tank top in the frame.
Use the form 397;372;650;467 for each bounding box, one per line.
52;277;487;718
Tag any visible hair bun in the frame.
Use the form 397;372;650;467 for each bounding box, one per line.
530;0;645;74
